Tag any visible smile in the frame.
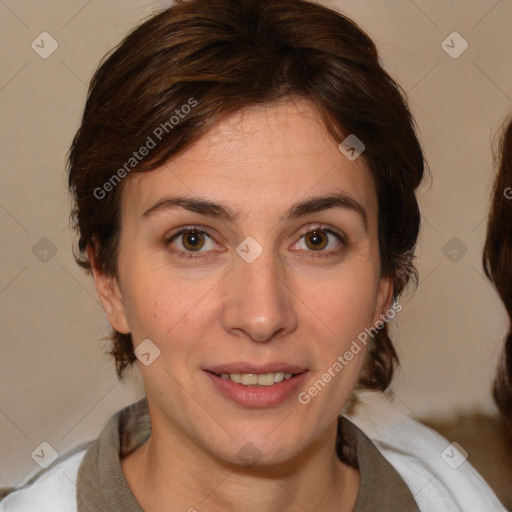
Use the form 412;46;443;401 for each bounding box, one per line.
213;371;295;386
203;365;309;407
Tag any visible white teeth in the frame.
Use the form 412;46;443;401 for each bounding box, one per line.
257;373;275;386
217;371;296;386
241;374;259;385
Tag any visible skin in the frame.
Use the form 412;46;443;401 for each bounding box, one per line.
88;97;393;512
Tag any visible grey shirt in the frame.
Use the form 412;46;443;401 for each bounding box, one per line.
76;398;421;512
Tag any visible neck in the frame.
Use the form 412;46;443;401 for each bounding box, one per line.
121;414;360;512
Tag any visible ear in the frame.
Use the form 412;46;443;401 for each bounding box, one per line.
86;242;130;335
373;275;394;324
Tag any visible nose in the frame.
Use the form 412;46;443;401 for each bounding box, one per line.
221;246;298;344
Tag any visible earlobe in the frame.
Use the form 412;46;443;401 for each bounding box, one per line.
86;243;131;335
375;275;394;322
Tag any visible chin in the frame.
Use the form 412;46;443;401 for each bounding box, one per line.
202;423;312;469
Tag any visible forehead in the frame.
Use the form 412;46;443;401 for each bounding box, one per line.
121;98;377;225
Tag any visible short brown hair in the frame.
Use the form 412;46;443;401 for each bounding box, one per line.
483;117;512;431
68;0;425;386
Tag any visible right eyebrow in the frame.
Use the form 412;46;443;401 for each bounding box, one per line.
141;195;239;223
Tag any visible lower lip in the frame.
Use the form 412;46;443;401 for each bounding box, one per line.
204;371;309;408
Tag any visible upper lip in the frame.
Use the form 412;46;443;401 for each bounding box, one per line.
205;362;308;375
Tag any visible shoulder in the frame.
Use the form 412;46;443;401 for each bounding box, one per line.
0;448;87;512
345;392;507;512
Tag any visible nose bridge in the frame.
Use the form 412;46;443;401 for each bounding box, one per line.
241;247;281;300
221;238;297;342
236;234;280;289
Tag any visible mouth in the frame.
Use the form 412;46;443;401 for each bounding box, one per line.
206;370;299;387
203;364;309;407
205;363;307;386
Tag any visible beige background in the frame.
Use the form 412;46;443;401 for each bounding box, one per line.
1;0;511;487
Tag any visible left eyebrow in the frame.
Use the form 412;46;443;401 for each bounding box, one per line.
141;191;367;231
283;192;367;230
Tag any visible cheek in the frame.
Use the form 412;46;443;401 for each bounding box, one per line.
120;259;219;346
301;266;380;335
297;273;378;405
294;269;381;402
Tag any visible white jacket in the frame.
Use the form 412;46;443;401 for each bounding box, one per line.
345;392;507;512
1;393;507;512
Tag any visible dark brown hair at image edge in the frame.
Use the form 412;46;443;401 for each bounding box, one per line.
67;0;425;390
483;117;512;433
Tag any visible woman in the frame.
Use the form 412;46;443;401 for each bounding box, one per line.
1;0;506;510
483;117;512;435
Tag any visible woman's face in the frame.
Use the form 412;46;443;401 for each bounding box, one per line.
93;98;392;466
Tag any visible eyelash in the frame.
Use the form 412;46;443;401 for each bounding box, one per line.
164;224;347;260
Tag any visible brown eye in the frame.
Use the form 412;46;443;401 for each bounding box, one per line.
304;230;328;251
166;227;218;258
181;230;206;251
291;226;346;258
